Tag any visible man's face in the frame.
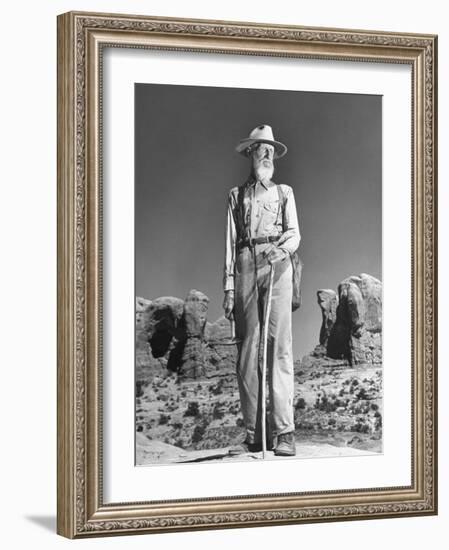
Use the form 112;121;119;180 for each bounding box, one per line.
253;143;274;164
251;143;275;180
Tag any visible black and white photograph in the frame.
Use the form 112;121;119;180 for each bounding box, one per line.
53;7;437;540
135;83;383;466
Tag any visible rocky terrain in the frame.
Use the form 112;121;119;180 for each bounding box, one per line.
136;273;382;464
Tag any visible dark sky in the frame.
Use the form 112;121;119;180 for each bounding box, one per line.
135;84;382;358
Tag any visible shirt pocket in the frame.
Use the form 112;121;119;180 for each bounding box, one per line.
262;199;280;215
260;199;280;232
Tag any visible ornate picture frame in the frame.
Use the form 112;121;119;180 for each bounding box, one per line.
57;11;437;538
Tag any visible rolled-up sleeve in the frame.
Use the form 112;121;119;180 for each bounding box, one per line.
223;190;237;291
278;186;300;255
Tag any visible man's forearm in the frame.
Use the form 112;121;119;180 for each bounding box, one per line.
224;190;237;292
223;272;235;292
278;230;300;255
278;187;301;255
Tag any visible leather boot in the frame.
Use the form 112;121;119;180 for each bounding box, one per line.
274;432;296;456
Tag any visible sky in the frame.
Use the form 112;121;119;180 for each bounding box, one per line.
135;83;382;359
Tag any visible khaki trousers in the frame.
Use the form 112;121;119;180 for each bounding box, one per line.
234;243;295;444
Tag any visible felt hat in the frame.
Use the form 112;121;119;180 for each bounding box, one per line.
235;124;287;158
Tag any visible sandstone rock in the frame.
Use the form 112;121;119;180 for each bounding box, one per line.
179;290;209;378
205;315;232;343
339;274;382;365
340;278;365;337
355;273;382;332
146;296;185;369
183;289;209;337
204;316;238;376
312;273;382;366
135;295;186;378
317;289;338;346
136;290;219;379
136;297;152;368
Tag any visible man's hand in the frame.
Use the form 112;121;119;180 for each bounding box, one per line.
264;246;288;265
223;290;235;320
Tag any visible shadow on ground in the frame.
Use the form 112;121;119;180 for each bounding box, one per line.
25;515;56;533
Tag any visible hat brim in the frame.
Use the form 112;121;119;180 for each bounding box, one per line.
235;138;288;159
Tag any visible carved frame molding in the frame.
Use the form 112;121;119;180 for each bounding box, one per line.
57;11;437;538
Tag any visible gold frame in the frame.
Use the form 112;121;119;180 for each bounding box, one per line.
57;11;438;538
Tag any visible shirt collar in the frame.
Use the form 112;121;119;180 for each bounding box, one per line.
245;175;275;190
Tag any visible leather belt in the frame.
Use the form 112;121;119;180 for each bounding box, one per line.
238;235;280;250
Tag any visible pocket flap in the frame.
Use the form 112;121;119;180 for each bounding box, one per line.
262;200;279;213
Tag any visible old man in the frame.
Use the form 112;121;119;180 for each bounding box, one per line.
223;124;300;456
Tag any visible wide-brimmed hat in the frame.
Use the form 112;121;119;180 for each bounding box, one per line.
235;124;287;159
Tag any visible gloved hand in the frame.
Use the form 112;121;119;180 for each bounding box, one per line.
264;246;288;265
223;290;235;320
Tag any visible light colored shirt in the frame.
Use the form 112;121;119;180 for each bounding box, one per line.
223;177;300;291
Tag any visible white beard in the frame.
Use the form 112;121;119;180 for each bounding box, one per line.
253;161;274;182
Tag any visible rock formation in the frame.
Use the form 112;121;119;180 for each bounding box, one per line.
136;290;215;378
179;290;209;378
138;295;185;372
136;297;153;368
317;289;338;346
316;273;382;365
205;315;232;343
205;316;238;376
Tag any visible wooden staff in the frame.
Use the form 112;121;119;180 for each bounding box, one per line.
261;263;275;459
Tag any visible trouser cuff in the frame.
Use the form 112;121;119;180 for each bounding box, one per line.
274;424;295;437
